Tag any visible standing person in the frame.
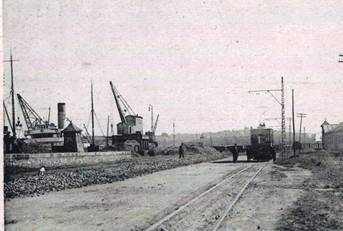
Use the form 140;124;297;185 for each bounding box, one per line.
179;143;185;159
232;144;239;163
39;166;46;176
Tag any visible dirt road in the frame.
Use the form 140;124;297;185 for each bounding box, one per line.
5;151;228;198
6;152;342;231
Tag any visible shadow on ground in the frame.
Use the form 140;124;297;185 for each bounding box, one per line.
212;160;266;164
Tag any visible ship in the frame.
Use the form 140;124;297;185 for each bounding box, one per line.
16;94;64;147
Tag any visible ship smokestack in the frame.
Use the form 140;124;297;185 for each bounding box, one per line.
58;103;66;129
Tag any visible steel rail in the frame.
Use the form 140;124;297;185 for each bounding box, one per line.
211;165;265;231
145;165;252;231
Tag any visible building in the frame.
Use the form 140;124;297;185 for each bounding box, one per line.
321;120;343;152
62;122;84;152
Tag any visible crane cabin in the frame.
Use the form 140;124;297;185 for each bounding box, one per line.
117;115;143;135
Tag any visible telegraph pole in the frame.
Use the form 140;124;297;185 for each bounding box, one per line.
297;113;307;146
173;122;176;147
288;117;292;144
281;77;285;157
292;89;296;156
249;76;286;159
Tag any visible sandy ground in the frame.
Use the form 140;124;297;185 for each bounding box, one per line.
157;164;266;231
6;152;340;231
275;152;343;230
217;164;311;231
5;156;247;231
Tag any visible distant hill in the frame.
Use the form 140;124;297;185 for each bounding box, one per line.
156;128;316;147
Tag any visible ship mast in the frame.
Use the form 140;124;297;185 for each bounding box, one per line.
47;106;51;124
4;51;19;137
91;81;95;147
10;54;16;136
3;102;13;132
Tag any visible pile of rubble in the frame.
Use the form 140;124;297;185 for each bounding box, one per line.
5;148;228;199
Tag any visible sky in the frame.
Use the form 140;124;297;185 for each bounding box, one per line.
3;0;343;136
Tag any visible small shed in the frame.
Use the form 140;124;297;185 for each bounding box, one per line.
62;122;84;152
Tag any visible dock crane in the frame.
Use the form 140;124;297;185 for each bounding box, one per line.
148;104;159;145
17;93;45;130
109;81;156;154
147;112;159;145
153;114;159;134
109;81;142;135
110;81;136;124
150;113;159;145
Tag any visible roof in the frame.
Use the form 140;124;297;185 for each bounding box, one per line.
330;122;343;133
62;122;82;133
323;124;339;134
321;120;329;126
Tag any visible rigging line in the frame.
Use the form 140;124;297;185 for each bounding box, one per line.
120;93;135;115
119;95;131;114
94;111;105;136
86;111;92;129
4;94;12;102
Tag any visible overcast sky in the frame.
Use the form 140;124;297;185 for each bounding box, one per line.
3;0;343;136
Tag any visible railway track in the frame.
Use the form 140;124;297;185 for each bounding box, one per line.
144;163;266;231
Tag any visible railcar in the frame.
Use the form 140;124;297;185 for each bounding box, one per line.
247;124;276;161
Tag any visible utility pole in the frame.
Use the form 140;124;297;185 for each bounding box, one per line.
149;104;154;132
4;51;19;137
173;122;175;147
288;117;292;145
292;89;296;156
297;113;307;146
303;127;306;143
339;53;343;63
281;77;285;157
249;76;286;159
110;123;114;136
106;115;110;148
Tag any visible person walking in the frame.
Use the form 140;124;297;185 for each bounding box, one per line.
232;144;239;163
179;143;185;159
